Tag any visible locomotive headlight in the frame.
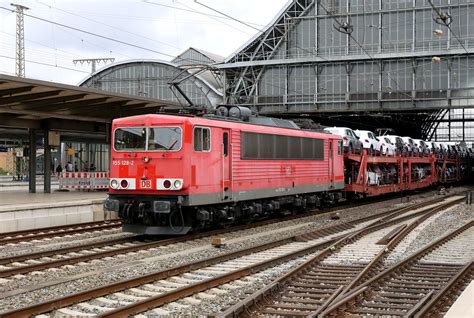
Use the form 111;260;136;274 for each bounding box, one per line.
156;178;183;190
173;179;183;189
143;156;150;163
163;179;172;189
120;179;129;189
110;179;118;189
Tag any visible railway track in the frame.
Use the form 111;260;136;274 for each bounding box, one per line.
0;195;462;317
320;220;473;317
0;195;451;280
0;220;122;245
0;187;446;247
212;196;466;317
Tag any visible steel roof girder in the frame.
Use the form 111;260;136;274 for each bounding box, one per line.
16;93;89;109
0;85;35;97
0;90;63;105
229;1;316;99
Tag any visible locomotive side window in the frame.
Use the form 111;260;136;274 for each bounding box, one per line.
114;128;146;151
338;140;343;155
194;127;211;152
241;132;324;160
223;132;229;157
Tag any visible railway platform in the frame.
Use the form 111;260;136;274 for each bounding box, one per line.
445;280;474;318
0;190;108;233
0;176;59;192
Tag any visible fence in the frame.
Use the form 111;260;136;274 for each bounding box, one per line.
59;172;109;191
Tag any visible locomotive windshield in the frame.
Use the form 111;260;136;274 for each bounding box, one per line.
148;127;182;151
114;128;146;151
114;127;182;151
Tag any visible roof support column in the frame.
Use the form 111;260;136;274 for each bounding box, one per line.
43;129;51;193
84;142;91;171
28;128;36;193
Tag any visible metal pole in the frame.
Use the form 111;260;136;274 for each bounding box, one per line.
28;128;36;193
11;3;28;78
44;130;51;193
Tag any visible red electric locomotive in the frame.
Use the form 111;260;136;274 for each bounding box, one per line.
104;106;345;234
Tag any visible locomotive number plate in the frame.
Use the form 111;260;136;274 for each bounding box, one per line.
140;180;152;189
112;160;135;166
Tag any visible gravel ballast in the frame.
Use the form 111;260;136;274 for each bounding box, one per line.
0;187;469;313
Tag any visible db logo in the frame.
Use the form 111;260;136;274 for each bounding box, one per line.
140;180;152;189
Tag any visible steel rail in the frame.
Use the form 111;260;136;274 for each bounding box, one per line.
0;195;455;317
97;237;349;318
0;220;123;245
413;261;474;318
310;198;464;317
312;197;465;317
0;190;448;244
96;198;458;317
0;220;122;240
0;195;441;278
320;219;474;317
337;197;465;295
0;236;137;266
0;233;339;317
0;214;356;278
212;197;464;317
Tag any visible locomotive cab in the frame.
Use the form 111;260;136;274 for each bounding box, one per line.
105;115;192;234
105;114;234;235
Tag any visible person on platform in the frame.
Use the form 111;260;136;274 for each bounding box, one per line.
55;164;62;177
89;163;96;171
66;161;73;172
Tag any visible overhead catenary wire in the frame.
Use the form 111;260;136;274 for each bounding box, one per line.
427;0;469;54
0;42;83;63
58;27;134;59
317;2;415;101
193;0;264;33
174;0;253;35
0;6;177;59
34;1;183;51
181;0;331;100
0;54;90;73
0;30;88;59
142;0;265;28
314;2;474;140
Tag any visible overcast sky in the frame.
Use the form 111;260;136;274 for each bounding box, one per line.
0;0;289;84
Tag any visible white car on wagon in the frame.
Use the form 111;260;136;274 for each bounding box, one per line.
380;136;397;156
354;130;384;156
323;127;363;154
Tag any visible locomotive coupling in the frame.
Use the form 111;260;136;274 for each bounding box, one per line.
153;201;171;213
104;198;119;212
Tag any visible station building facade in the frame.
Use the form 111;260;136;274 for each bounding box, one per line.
79;49;224;109
59;49;225;173
219;0;474;141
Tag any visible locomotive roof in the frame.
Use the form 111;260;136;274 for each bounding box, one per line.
112;114;338;139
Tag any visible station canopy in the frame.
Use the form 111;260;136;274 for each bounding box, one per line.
0;74;182;131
